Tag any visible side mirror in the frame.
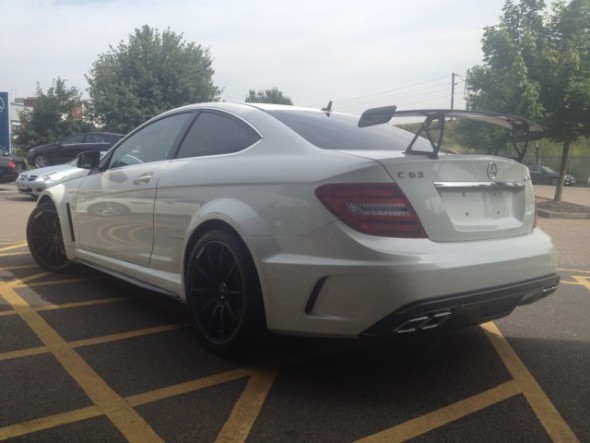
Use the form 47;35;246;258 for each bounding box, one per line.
77;151;101;169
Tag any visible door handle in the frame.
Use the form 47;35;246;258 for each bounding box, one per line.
133;172;153;185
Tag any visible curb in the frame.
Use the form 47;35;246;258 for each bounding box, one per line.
537;209;590;219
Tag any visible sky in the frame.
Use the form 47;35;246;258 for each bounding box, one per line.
1;0;512;115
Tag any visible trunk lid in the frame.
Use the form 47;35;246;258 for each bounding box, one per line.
349;152;535;242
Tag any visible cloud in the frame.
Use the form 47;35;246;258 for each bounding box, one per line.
0;0;508;112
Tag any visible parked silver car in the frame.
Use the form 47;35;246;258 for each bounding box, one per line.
16;159;79;198
17;153;106;198
26;103;559;355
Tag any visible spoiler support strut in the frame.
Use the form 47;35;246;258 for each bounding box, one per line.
357;108;544;163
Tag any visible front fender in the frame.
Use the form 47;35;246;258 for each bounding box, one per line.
36;183;77;259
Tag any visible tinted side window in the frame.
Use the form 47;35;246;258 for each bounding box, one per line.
86;134;106;143
104;134;122;143
61;134;85;145
266;110;433;152
176;111;261;158
109;113;193;168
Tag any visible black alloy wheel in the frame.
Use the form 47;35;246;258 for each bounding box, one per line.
186;230;265;355
27;201;74;272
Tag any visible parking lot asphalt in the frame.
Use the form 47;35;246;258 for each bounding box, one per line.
0;185;588;442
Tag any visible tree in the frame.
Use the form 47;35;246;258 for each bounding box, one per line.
15;78;92;150
86;25;222;133
466;0;590;201
464;0;546;157
245;87;293;105
541;0;590;200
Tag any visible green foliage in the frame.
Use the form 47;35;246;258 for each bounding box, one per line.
86;25;222;133
465;0;590;200
15;78;93;150
245;88;293;105
541;0;590;143
467;0;546;121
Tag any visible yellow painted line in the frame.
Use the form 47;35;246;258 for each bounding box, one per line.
0;406;102;440
481;322;580;443
127;368;254;407
8;271;51;285
0;325;187;362
356;380;521;443
558;268;590;274
0;296;134;317
0;264;38;271
0;346;48;362
0;252;30;257
0;368;254;440
0;280;164;442
215;368;278;443
0;310;16;318
0;242;27;253
34;296;139;312
10;276;98;288
70;324;188;348
561;276;590;291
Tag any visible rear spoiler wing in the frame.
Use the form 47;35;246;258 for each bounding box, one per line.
357;107;544;162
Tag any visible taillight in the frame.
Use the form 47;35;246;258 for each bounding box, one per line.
315;183;426;238
8;161;16;169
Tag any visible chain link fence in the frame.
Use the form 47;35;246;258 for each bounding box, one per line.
522;155;590;185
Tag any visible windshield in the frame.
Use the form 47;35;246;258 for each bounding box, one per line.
265;110;433;152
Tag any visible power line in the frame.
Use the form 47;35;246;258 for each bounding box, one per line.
307;74;450;108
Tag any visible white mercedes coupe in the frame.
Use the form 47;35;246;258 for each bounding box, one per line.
27;102;559;355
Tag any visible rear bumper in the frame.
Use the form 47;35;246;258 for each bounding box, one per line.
255;225;557;337
360;273;560;336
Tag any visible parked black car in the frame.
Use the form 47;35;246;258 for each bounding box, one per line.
27;132;124;168
0;145;27;184
527;165;576;186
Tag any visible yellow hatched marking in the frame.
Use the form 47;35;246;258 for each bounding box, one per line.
11;277;97;288
558;268;590;274
0;346;48;362
34;296;139;312
0;242;28;253
0;280;164;442
0;296;133;317
0;406;101;440
561;276;590;291
0;368;253;440
215;368;278;443
127;368;254;407
0;264;38;271
481;322;580;443
0;252;31;257
9;271;51;285
0;325;187;363
356;381;521;443
70;324;188;348
0;311;16;318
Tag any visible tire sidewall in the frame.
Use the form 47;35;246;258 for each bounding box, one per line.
186;229;265;356
27;201;74;273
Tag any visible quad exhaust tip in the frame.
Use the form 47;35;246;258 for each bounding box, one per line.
393;310;453;334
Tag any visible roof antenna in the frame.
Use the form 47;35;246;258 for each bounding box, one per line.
321;101;333;116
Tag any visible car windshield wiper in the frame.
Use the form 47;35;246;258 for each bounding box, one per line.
357;108;545;162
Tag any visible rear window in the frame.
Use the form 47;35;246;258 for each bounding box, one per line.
266;109;430;151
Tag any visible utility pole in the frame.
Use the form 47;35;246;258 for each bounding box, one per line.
450;72;456;111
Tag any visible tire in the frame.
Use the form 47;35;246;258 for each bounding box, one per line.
34;155;50;168
186;229;266;356
27;201;74;272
